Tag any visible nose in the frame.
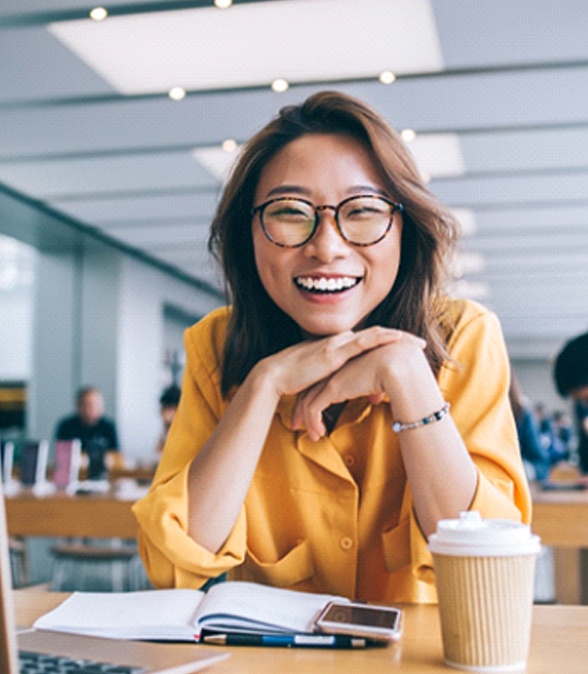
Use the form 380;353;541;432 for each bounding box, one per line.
303;209;349;261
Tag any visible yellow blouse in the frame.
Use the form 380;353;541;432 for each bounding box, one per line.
133;299;531;603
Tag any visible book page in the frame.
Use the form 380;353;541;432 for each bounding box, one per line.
32;582;349;641
33;589;205;641
196;581;346;635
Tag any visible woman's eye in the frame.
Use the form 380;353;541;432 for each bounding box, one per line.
346;206;379;219
270;205;311;220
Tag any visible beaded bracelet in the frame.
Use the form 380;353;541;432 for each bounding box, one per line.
391;401;451;433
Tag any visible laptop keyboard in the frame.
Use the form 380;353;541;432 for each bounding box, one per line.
19;650;147;673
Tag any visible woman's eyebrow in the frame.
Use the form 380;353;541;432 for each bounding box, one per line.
263;184;387;199
264;185;311;198
346;184;387;196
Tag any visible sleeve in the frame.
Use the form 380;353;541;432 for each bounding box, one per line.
411;304;532;579
133;317;248;589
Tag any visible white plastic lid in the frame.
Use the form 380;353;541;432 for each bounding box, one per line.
428;511;541;557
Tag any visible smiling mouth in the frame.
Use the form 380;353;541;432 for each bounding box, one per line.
294;276;361;293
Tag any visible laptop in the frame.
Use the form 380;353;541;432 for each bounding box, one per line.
0;479;229;674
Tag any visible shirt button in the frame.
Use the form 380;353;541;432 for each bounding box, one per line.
344;454;356;467
340;537;353;551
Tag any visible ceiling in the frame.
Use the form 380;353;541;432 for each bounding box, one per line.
0;0;587;359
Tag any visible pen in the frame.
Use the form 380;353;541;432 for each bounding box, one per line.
202;633;368;648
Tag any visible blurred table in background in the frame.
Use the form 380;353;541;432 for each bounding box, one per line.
531;480;588;604
5;489;139;539
107;465;156;484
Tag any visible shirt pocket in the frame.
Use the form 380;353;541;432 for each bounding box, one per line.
381;518;412;573
244;538;314;588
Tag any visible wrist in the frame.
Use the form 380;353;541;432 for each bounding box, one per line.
392;401;451;433
247;359;283;407
382;351;441;419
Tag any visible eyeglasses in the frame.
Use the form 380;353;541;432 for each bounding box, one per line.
251;194;404;248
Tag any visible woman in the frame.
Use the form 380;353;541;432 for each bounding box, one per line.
133;91;530;603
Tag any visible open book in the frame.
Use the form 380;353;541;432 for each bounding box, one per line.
34;581;347;641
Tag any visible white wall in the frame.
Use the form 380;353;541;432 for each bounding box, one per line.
116;256;220;462
0;283;34;381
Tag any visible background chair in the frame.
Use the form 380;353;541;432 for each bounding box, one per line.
50;538;148;592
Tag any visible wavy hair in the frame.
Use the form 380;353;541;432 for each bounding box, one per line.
208;91;459;397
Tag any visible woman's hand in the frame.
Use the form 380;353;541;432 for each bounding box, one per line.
291;331;427;441
253;326;406;400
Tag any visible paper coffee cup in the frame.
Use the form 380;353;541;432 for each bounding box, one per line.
428;511;541;673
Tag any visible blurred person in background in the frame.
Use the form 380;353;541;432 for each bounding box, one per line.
534;402;568;466
155;385;181;455
552;409;575;461
510;377;550;481
55;386;121;480
553;331;588;474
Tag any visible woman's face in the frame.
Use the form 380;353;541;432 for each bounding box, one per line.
252;133;403;338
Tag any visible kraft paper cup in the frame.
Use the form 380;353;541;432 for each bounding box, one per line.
428;511;541;673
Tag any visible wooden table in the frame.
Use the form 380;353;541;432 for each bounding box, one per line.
15;591;588;673
5;490;138;539
531;483;588;604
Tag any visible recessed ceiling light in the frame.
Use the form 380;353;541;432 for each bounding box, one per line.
168;86;186;101
89;7;108;21
222;139;238;153
214;0;233;8
401;129;417;142
379;70;396;84
271;78;289;93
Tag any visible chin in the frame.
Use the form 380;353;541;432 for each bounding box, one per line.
298;317;361;339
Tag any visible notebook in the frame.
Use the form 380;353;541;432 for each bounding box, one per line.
0;478;230;674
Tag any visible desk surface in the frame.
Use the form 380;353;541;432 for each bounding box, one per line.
531;483;588;547
15;591;588;673
5;491;138;539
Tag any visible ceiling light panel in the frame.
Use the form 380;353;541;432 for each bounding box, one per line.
47;0;443;94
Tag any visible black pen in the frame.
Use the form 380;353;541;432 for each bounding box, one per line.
202;633;368;648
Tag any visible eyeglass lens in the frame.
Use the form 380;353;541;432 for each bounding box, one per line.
260;196;396;247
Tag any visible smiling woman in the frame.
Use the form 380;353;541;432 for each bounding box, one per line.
133;91;531;604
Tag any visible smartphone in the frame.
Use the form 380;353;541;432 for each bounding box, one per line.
314;601;403;642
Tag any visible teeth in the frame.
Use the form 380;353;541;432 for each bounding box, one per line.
295;276;359;292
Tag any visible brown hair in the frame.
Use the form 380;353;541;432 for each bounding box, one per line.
208;91;459;396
